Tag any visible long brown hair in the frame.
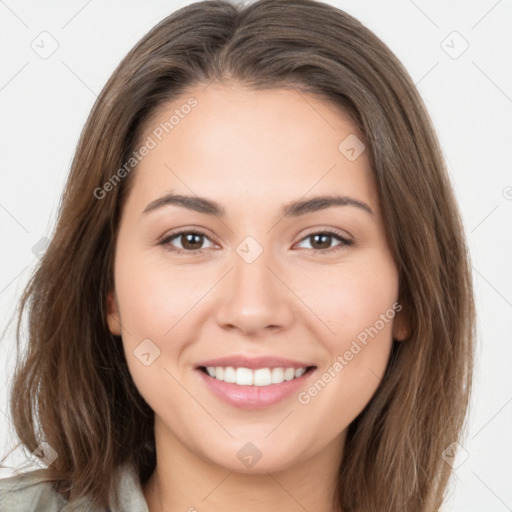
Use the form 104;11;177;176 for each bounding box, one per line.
2;0;475;510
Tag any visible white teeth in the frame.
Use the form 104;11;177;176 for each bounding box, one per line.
284;368;295;381
203;366;309;386
223;366;236;383
271;367;285;384
295;368;306;378
235;367;253;385
254;368;272;386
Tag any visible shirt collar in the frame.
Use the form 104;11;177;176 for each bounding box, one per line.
107;462;149;512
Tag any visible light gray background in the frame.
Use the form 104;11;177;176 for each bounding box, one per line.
1;1;511;511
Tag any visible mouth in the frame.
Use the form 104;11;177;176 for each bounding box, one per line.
194;363;317;410
197;365;316;386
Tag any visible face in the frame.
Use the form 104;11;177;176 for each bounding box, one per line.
107;82;408;473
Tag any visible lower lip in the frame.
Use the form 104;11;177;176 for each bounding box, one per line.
196;368;316;410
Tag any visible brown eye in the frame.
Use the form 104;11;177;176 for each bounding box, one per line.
179;232;204;250
159;230;216;253
310;233;335;250
296;230;353;252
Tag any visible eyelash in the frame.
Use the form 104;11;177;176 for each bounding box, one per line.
158;228;354;255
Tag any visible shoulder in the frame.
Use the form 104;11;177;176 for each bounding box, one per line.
0;470;66;511
0;463;147;512
0;465;148;512
0;470;101;512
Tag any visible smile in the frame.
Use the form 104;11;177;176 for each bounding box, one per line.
200;366;312;386
196;364;317;410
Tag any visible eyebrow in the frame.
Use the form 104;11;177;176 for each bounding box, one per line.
141;193;374;218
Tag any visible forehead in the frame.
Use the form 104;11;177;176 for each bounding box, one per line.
127;82;377;214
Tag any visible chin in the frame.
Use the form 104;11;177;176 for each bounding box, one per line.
197;437;307;474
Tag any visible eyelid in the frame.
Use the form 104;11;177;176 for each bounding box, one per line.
158;227;219;251
297;225;353;242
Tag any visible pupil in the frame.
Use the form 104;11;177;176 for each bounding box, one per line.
183;233;202;250
312;234;331;249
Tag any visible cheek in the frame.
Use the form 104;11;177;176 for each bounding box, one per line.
114;255;197;414
114;248;209;341
300;249;399;343
114;248;222;406
302;253;399;419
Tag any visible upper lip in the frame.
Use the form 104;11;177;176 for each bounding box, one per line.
196;355;316;370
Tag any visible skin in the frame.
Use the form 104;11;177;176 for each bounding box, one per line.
107;81;409;512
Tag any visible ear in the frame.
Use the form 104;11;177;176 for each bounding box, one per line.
106;290;122;336
392;304;410;342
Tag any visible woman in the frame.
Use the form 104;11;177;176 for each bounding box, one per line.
0;0;475;510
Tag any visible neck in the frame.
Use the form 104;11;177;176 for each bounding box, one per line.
142;416;345;512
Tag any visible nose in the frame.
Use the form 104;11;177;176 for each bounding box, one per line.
214;245;295;337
